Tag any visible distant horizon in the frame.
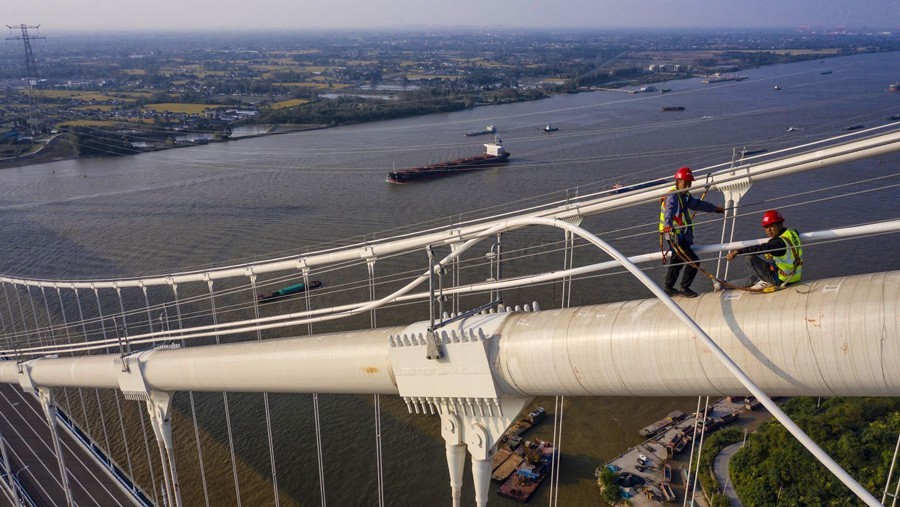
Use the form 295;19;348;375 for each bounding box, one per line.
3;0;898;34
14;24;900;36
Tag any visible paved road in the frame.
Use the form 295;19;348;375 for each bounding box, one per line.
0;382;139;506
713;442;745;506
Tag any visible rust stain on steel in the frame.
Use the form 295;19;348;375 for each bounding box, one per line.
363;367;379;374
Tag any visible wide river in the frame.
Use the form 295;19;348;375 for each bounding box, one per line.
1;52;899;505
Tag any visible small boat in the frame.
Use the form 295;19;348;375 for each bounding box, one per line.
464;125;497;137
773;85;782;90
889;83;899;92
660;88;672;93
661;106;685;111
257;281;323;302
889;114;900;121
821;70;832;75
739;148;767;157
787;126;804;132
542;123;558;132
639;86;657;92
845;124;864;131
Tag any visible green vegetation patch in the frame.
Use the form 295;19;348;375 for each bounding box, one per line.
732;397;900;505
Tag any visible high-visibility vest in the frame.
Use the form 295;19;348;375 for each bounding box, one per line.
766;228;803;284
659;186;692;237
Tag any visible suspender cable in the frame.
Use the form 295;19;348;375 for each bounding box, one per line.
25;287;46;349
170;283;211;507
689;396;711;506
366;261;385;507
1;283;18;351
884;432;900;505
13;285;32;351
248;275;281;506
298;266;327;506
39;288;72;413
75;288;112;455
313;392;327;507
206;279;243;507
105;288;135;477
72;287;96;444
79;287;111;456
57;288;92;444
137;285;162;503
374;393;385;507
682;396;703;507
550;229;575;504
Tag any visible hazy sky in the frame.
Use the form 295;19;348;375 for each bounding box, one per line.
4;0;899;32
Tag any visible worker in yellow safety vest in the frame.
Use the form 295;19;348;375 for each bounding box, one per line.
725;210;803;289
660;166;724;297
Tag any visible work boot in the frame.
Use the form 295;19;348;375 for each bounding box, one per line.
664;287;682;297
680;288;699;298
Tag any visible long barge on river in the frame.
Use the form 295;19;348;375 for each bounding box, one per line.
386;138;510;183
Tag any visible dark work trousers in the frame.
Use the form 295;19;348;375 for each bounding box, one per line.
665;238;700;290
745;255;780;286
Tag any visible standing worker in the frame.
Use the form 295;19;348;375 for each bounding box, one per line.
660;166;724;297
725;210;802;289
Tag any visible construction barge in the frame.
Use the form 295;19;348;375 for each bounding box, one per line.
489;407;555;503
386;138;509;183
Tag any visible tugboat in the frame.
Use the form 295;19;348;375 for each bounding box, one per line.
387;137;510;183
542;123;558;132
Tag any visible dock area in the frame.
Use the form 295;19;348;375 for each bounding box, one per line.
597;396;770;505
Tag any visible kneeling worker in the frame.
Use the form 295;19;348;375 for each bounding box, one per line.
725;210;802;289
660;166;724;297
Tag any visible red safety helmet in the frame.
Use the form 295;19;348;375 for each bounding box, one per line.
761;210;784;227
674;166;695;182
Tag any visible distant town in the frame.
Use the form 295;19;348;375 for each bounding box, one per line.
1;27;898;166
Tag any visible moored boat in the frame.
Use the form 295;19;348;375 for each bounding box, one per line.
257;280;323;302
542;123;558;132
497;439;555;503
387;138;510;183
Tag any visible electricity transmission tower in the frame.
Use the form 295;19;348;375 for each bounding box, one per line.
6;24;45;134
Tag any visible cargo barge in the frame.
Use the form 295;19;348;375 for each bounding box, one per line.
257;280;322;302
701;74;748;84
386;139;510;183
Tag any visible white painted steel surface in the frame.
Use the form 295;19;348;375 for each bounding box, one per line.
2;271;897;398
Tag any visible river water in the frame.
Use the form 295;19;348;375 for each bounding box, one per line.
1;52;898;506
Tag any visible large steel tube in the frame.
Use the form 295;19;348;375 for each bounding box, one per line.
493;271;899;397
1;272;897;398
